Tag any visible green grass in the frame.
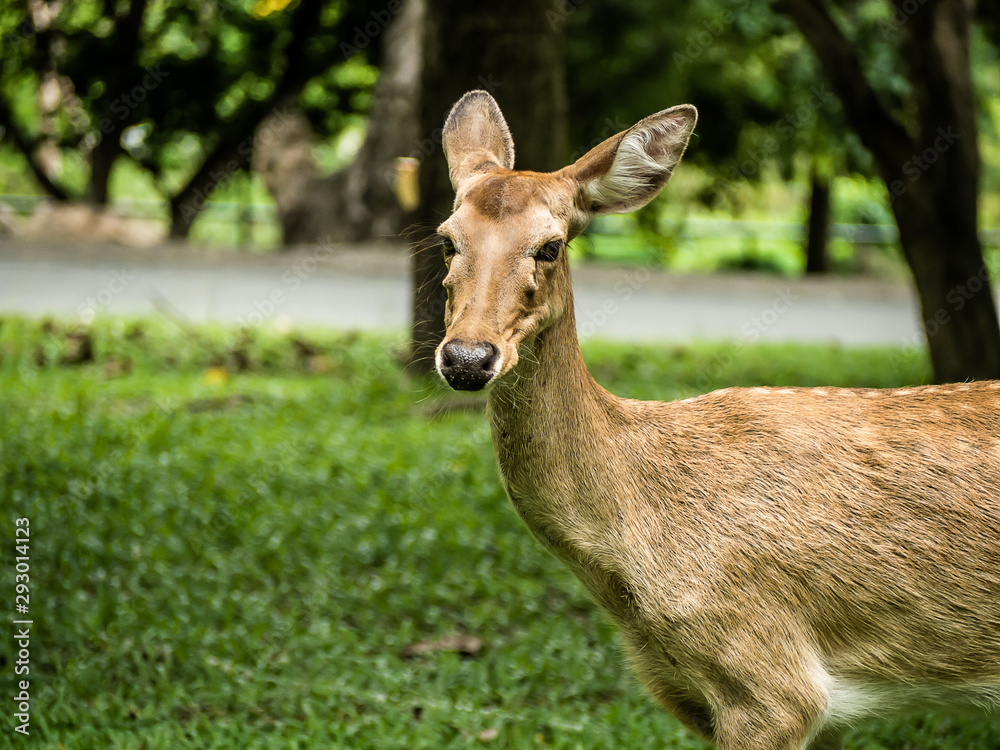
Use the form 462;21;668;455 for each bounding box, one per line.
1;317;998;749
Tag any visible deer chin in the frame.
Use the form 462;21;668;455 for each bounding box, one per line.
494;307;562;384
493;341;520;383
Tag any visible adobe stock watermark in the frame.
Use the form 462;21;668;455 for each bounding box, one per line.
878;0;930;37
889;264;992;373
672;0;751;71
77;268;136;323
91;66;170;147
68;450;126;499
2;1;59;46
3;17;39;46
339;0;404;59
12;516;32;736
233;235;340;332
568;115;628;163
175;105;294;224
723;84;833;182
382;75;502;190
697;287;799;387
577;264;655;339
887;126;960;205
547;0;586;30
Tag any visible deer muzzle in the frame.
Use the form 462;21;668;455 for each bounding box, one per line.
438;339;500;391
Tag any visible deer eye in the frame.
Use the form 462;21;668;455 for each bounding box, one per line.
535;240;563;263
441;238;457;261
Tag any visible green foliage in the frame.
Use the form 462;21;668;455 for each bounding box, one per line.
563;2;859;188
3;317;997;748
0;0;382;203
562;0;1000;250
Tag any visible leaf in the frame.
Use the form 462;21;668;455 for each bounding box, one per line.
203;366;228;384
400;634;483;659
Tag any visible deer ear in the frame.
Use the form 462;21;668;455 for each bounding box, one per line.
570;104;697;216
442;90;515;191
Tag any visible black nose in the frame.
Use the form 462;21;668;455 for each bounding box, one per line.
438;339;499;391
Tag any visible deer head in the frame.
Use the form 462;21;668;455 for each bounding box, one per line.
434;90;697;391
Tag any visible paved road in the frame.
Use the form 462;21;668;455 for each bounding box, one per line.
0;237;926;347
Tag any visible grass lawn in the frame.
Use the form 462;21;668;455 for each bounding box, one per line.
1;317;998;749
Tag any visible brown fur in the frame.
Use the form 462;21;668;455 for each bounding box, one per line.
435;91;1000;750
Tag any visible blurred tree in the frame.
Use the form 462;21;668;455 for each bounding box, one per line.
0;0;384;238
563;0;999;379
776;0;1000;382
804;166;832;273
407;0;568;373
253;0;424;244
561;0;873;273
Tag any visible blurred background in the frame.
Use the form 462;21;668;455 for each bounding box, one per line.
1;0;999;378
2;1;1000;748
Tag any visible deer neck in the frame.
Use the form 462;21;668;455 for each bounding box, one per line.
486;291;625;529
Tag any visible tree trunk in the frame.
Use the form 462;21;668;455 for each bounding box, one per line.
86;0;149;205
776;0;1000;382
342;0;426;240
407;0;568;374
894;202;998;381
0;99;71;200
893;0;1000;381
168;140;244;239
251;109;327;243
804;169;830;274
86;141;118;204
165;0;328;240
253;0;425;246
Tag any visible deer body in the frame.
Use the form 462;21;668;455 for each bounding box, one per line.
434;91;1000;750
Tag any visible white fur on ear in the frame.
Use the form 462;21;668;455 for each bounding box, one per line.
442;90;515;190
582;105;697;216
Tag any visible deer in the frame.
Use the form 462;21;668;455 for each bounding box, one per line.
431;89;1000;750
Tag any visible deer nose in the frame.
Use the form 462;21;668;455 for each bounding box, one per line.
438;339;499;391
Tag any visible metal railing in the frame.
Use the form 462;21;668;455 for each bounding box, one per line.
2;194;998;250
